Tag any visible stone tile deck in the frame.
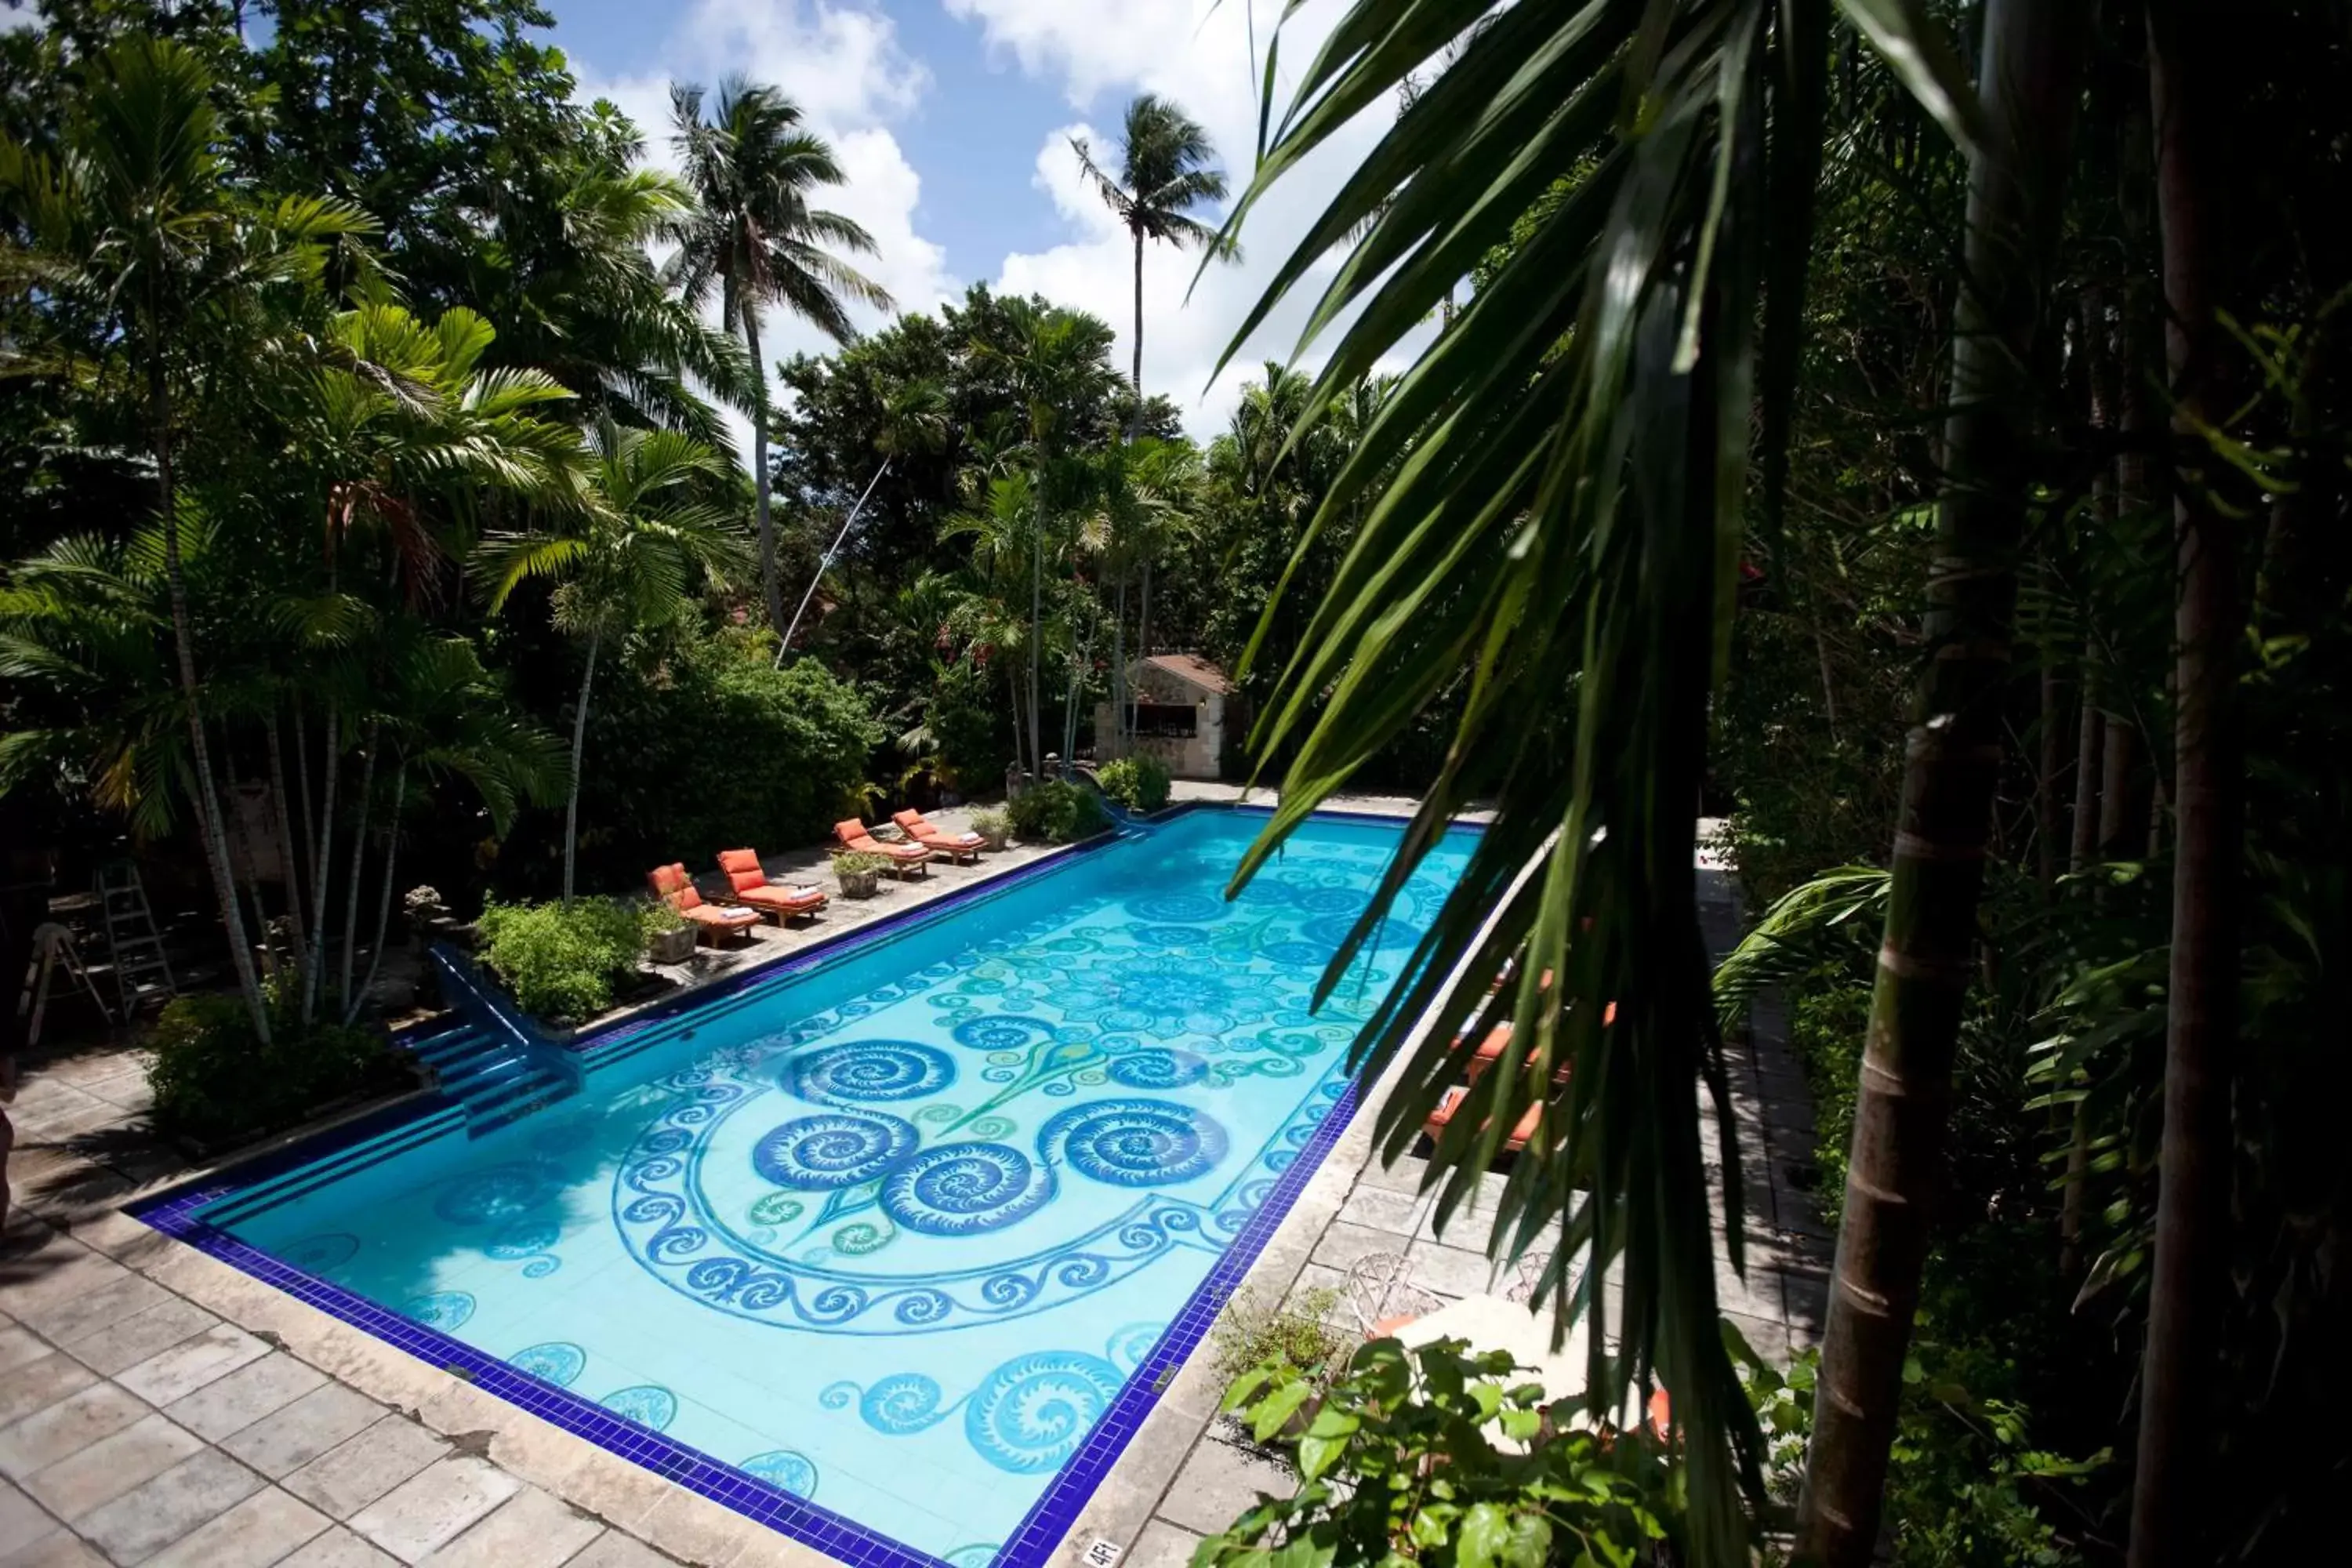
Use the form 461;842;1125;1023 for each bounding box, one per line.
2;802;1821;1568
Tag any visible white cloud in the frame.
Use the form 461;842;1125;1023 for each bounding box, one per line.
950;0;1435;437
572;1;960;457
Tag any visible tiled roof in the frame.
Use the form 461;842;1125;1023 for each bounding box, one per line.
1140;653;1235;694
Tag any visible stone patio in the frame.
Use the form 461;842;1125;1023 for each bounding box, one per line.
2;800;1824;1568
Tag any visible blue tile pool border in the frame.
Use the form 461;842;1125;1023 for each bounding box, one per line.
131;801;1468;1568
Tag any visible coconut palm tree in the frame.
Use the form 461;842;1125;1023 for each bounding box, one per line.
1072;94;1233;440
0;36;372;1041
479;420;749;902
667;81;893;633
1208;2;2086;1563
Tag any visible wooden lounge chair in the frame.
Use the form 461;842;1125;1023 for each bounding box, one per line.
890;809;983;864
714;850;828;925
646;864;761;946
1425;1083;1545;1153
833;819;931;877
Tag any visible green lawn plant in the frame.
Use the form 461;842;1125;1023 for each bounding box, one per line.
1096;753;1171;813
967;807;1012;849
147;982;396;1147
1197;1336;1683;1568
475;895;650;1021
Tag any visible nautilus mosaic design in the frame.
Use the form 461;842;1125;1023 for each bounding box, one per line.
204;811;1473;1565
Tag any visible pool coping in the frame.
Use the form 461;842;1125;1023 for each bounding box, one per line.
128;800;1465;1568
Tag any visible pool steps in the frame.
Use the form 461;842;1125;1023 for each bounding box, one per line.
397;1021;572;1134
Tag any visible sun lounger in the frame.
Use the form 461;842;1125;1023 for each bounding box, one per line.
715;850;828;924
833;819;931;876
647;863;761;945
890;809;983;864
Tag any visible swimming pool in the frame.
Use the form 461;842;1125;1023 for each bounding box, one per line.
143;808;1474;1568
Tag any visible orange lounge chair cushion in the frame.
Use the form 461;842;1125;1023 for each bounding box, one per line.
739;883;826;913
835;820;930;862
1425;1085;1544;1152
649;863;757;927
893;810;983;848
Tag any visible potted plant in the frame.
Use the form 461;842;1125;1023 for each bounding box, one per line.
403;885;448;950
833;850;891;899
641;899;696;964
969;807;1012;852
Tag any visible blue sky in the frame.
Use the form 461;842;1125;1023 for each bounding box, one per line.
531;2;1410;440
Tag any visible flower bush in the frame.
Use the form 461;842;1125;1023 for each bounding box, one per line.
1007;779;1110;844
1096;753;1171;812
474;896;651;1020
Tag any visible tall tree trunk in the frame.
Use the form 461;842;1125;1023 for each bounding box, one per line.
1112;572;1128;759
149;347;270;1041
2128;5;2241;1563
564;633;601;904
267;708;309;996
349;764;405;1025
1128;226;1145;443
2070;695;2104;873
2096;714;2141;857
1029;529;1044;775
2036;658;2065;888
303;710;339;1024
1138;555;1153;667
292;701;318;920
747;314;786;632
337;721;378;1013
1795;5;2086;1561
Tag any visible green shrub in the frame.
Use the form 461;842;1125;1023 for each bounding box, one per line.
1096;753;1171;812
968;806;1011;845
475;896;647;1020
1207;1285;1348;1394
926;655;1012;790
147;989;397;1146
1006;779;1110;844
1200;1336;1685;1568
567;621;884;887
830;850;891;877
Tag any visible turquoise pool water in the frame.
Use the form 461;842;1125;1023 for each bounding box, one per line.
198;810;1472;1563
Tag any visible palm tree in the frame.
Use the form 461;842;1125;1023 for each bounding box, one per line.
1206;2;2085;1563
667;81;893;633
0;36;372;1040
1072;94;1233;439
1073;93;1232;752
480;420;748;901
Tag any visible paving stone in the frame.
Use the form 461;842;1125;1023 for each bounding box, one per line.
0;1530;110;1568
1722;1312;1791;1368
60;1299;216;1378
284;1418;448;1520
1308;1221;1399;1272
77;1449;266;1565
1337;1185;1421;1236
223;1385;387;1480
0;1356;95;1431
416;1485;602;1568
1;1477;60;1556
1152;1437;1293;1537
0;1328;50;1376
9;1272;170;1348
21;1412;201;1522
1357;1154;1430;1193
117;1323;271;1407
1126;1519;1204;1568
564;1534;675;1568
142;1485;331;1568
0;1383;151;1482
278;1526;401;1567
165;1352;328;1442
1403;1240;1500;1298
347;1457;517;1563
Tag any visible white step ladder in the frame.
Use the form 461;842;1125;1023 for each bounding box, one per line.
96;859;176;1015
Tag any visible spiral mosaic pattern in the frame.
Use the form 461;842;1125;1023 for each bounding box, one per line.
1042;1099;1228;1188
879;1142;1054;1236
949;1013;1059;1052
484;1218;563;1278
782;1040;956;1105
1106;1320;1167;1370
509;1341;585;1388
600;1385;677;1432
431;1163;551;1226
281;1232;359;1275
751;1112;920;1189
964;1351;1126;1474
739;1450;818;1497
402;1291;475;1330
1107;1049;1207;1091
1126;891;1226;924
822;1371;947;1434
